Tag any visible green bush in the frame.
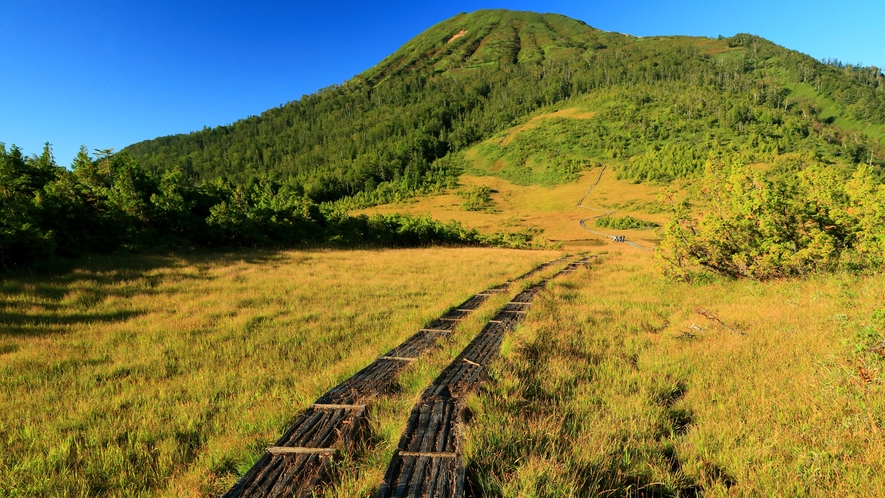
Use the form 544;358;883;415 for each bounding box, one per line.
594;216;659;230
458;185;495;211
658;158;885;280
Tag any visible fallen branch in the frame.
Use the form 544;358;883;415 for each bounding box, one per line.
695;307;745;335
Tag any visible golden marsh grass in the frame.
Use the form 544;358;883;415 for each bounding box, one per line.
0;247;562;496
464;250;885;496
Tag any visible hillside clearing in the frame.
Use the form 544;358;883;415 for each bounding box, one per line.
500;108;597;146
359;168;664;248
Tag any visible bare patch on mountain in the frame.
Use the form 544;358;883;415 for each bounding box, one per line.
448;29;467;43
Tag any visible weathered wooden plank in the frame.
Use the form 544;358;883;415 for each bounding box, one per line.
228;257;575;497
426;318;460;328
311;403;366;410
383;328;448;358
406;456;431;497
395;456;416;498
407;401;433;453
266;446;336;455
454;295;487;310
420;401;445;453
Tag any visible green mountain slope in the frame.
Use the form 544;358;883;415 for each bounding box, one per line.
123;9;884;201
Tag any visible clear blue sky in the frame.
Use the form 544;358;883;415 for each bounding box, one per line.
2;0;882;165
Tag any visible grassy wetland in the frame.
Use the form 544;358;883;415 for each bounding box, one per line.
5;7;885;497
6;242;883;497
0;248;560;496
464;250;885;496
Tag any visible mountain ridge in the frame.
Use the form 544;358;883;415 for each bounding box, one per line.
122;9;885;202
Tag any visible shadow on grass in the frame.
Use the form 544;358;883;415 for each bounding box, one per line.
0;248;291;338
0;310;147;338
466;460;704;498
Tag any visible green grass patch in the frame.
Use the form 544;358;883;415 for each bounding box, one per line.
594;215;659;230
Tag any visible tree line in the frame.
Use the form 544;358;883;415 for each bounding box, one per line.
0;143;534;268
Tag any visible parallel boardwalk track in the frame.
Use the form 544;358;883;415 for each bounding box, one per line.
223;256;570;498
376;258;592;498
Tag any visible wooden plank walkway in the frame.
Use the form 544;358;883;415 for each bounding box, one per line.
223;256;571;498
376;258;592;498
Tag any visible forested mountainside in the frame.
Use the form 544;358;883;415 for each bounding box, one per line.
5;9;885;270
123;9;885;203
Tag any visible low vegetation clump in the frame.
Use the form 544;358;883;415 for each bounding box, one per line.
594;215;660;230
457;184;496;211
658;158;885;280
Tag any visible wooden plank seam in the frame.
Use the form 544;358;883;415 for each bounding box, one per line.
398;451;458;458
266;447;337;455
311;403;366;410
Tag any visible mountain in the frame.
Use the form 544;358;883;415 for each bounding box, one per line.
122;10;885;204
5;9;885;270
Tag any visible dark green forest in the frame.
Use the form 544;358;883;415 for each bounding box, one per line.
0;143;537;268
4;9;885;271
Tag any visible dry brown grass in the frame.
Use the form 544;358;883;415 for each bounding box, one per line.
464;250;885;496
0;247;563;496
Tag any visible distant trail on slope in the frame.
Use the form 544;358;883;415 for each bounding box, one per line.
576;165;653;252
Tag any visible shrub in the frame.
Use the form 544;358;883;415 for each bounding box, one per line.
458;185;495;211
657;158;885;280
594;216;659;230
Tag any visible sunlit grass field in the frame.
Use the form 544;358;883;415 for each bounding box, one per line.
5;148;885;496
3;245;883;496
464;250;885;496
0;247;562;496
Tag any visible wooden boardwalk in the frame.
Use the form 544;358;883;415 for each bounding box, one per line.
376;258;591;498
223;256;570;498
